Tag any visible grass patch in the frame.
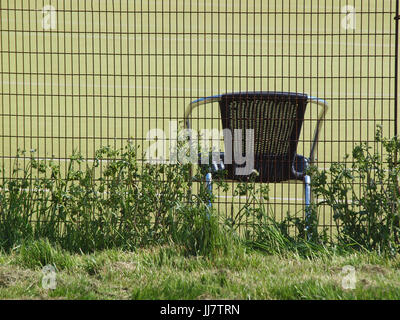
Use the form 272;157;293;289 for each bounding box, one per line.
15;239;75;271
0;242;400;300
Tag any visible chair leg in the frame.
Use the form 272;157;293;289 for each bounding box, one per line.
304;174;312;239
205;172;212;208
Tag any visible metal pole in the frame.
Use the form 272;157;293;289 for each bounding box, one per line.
205;172;212;208
304;175;312;240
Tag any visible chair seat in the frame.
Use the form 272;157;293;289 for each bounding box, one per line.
198;152;309;182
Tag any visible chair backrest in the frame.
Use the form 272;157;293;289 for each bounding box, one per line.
218;92;309;182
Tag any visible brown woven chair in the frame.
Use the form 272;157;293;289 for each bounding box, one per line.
184;92;328;234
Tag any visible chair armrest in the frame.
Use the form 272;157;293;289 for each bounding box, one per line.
184;95;222;129
307;96;328;164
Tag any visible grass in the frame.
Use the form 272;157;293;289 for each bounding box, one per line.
0;240;400;300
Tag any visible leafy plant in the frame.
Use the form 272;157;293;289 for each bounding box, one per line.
310;126;400;254
0;142;224;256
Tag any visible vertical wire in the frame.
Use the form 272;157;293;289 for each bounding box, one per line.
161;0;165;168
12;0;17;173
293;0;298;226
57;1;61;168
77;0;81;158
368;0;371;157
0;0;3;182
42;0;47;175
141;0;144;164
106;1;110;150
8;0;12;179
395;0;399;141
21;0;25;168
154;0;158;162
112;0;117;152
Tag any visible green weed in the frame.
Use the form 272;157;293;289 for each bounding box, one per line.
310;126;400;255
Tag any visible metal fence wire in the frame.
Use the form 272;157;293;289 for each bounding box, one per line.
0;0;399;237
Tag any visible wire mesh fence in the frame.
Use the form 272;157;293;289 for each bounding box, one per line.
0;0;399;237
